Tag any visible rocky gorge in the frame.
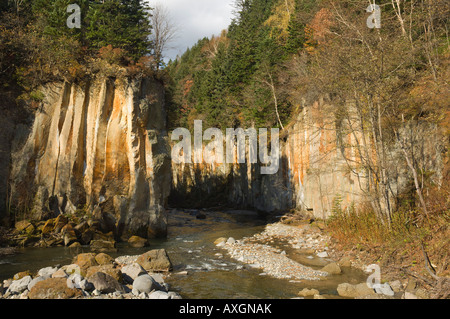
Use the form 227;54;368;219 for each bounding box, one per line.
0;73;446;300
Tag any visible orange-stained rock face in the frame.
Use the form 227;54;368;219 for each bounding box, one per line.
168;98;389;218
10;77;171;239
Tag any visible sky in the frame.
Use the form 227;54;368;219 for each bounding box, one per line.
147;0;235;62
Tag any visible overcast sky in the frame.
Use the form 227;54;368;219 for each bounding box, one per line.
147;0;235;62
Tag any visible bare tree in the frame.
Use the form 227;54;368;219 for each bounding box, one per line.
150;3;178;67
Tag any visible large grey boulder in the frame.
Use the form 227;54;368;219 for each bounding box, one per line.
132;274;158;294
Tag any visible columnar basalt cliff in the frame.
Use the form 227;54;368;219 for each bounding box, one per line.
9;76;171;239
170;97;444;218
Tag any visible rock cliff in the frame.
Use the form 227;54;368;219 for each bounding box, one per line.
170;97;444;218
9;76;171;239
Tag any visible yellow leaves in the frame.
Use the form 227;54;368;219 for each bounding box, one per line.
264;0;295;43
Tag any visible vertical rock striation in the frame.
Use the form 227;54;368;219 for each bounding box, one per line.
170;97;443;218
9;76;171;239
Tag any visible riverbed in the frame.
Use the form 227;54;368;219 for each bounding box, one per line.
0;209;368;299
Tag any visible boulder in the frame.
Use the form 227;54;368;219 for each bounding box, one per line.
27;276;45;291
128;235;148;248
8;276;32;294
38;266;59;278
64;264;83;276
66;273;84;289
28;277;83;299
51;269;68;278
214;237;227;247
73;253;98;273
321;262;342;275
69;242;82;248
338;256;353;267
132;275;158;294
95;253;115;265
13;271;32;280
86;264;122;282
298;288;320;297
88;272;124;294
136;249;172;272
121;263;147;284
389;280;403;293
337;283;376;298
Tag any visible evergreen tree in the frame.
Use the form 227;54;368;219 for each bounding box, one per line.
86;0;152;60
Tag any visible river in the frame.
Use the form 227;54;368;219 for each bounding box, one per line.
0;209;368;299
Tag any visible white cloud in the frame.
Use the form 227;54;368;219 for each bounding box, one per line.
147;0;235;61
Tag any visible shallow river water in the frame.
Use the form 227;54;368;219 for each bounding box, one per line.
0;209;368;299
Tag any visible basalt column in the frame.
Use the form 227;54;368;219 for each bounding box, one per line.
9;76;171;239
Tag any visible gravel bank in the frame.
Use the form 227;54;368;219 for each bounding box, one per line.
218;223;329;280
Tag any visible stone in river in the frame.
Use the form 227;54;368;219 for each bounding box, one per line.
121;263;147;284
321;262;342;275
136;249;173;272
128;235;148;248
132;274;158;294
214;237;227;246
95;253;115;265
88;272;124;294
337;283;376;298
298;288;320;297
316;251;328;258
28;277;83;299
8;276;32;294
38;266;59;278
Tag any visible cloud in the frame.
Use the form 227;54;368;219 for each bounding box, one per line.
147;0;235;61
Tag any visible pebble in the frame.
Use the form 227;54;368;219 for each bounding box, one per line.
219;223;328;281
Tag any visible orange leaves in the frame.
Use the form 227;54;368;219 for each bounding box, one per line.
304;8;334;53
98;45;127;65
